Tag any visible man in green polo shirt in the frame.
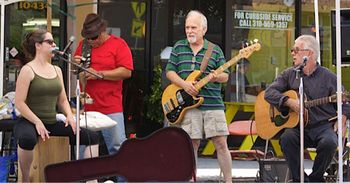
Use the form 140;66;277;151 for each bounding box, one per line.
166;10;232;182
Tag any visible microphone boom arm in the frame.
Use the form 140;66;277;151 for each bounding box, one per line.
56;54;103;79
62;36;75;54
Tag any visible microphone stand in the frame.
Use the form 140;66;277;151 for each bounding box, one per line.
67;52;72;101
56;54;102;160
295;66;305;182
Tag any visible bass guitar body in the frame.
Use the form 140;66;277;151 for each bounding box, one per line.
162;70;204;125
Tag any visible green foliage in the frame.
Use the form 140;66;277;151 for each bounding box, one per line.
144;64;164;123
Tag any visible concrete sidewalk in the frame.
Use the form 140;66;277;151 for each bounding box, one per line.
196;157;314;182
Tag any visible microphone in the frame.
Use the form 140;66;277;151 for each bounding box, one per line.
302;56;308;63
51;47;64;55
62;36;75;54
51;47;87;66
294;56;308;71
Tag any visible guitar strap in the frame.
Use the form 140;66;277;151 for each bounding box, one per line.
200;41;214;73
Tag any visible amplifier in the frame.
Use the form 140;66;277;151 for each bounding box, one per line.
258;159;291;182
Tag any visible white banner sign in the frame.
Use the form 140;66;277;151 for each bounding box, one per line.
234;10;293;30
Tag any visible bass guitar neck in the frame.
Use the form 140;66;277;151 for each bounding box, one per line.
162;42;261;125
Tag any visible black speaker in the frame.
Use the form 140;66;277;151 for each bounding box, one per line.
258;159;291;182
331;9;350;65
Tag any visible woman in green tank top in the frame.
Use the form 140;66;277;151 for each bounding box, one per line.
13;29;99;182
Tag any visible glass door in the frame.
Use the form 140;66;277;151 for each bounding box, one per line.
3;0;66;94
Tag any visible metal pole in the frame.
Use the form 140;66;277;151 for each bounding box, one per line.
68;53;71;100
235;64;239;101
314;0;321;64
75;79;80;159
335;0;343;182
299;75;305;182
47;0;52;33
0;0;5;97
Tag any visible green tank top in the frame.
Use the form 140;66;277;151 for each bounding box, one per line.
26;66;62;124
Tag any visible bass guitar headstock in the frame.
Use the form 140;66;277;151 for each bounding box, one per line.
239;39;261;59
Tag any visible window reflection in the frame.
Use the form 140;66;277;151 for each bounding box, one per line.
3;0;63;94
226;0;295;103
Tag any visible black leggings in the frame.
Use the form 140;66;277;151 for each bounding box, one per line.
14;118;99;150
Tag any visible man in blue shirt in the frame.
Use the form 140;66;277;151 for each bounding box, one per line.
265;35;350;182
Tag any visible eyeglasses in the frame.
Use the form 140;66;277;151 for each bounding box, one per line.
41;39;55;45
290;47;310;54
87;35;99;41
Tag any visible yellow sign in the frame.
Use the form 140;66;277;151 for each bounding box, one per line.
131;2;146;19
131;19;144;38
19;1;47;10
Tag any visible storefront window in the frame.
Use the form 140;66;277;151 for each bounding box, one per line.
226;0;295;103
3;0;64;94
171;0;225;48
300;1;350;89
99;0;150;133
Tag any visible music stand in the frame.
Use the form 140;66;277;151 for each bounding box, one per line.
56;53;102;159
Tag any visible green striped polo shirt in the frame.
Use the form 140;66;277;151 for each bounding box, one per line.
166;39;229;110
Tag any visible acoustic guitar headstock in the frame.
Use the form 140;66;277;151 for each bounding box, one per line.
342;91;350;103
329;91;350;103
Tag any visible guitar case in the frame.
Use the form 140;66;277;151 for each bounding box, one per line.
44;127;196;182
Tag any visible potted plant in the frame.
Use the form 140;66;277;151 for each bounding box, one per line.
137;63;164;138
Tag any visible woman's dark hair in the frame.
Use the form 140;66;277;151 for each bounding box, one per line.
22;29;47;62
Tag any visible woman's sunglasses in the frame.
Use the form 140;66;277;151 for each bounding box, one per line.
41;39;55;45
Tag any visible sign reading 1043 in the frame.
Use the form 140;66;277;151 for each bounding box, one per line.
234;10;293;30
18;1;47;11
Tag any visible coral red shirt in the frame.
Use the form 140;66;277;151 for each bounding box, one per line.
75;35;133;114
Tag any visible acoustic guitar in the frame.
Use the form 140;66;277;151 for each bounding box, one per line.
255;90;350;140
162;42;261;125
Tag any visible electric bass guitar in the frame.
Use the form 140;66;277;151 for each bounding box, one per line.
162;42;261;125
255;90;350;140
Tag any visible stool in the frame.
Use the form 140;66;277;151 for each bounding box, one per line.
219;120;265;182
228;120;264;160
18;136;70;182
